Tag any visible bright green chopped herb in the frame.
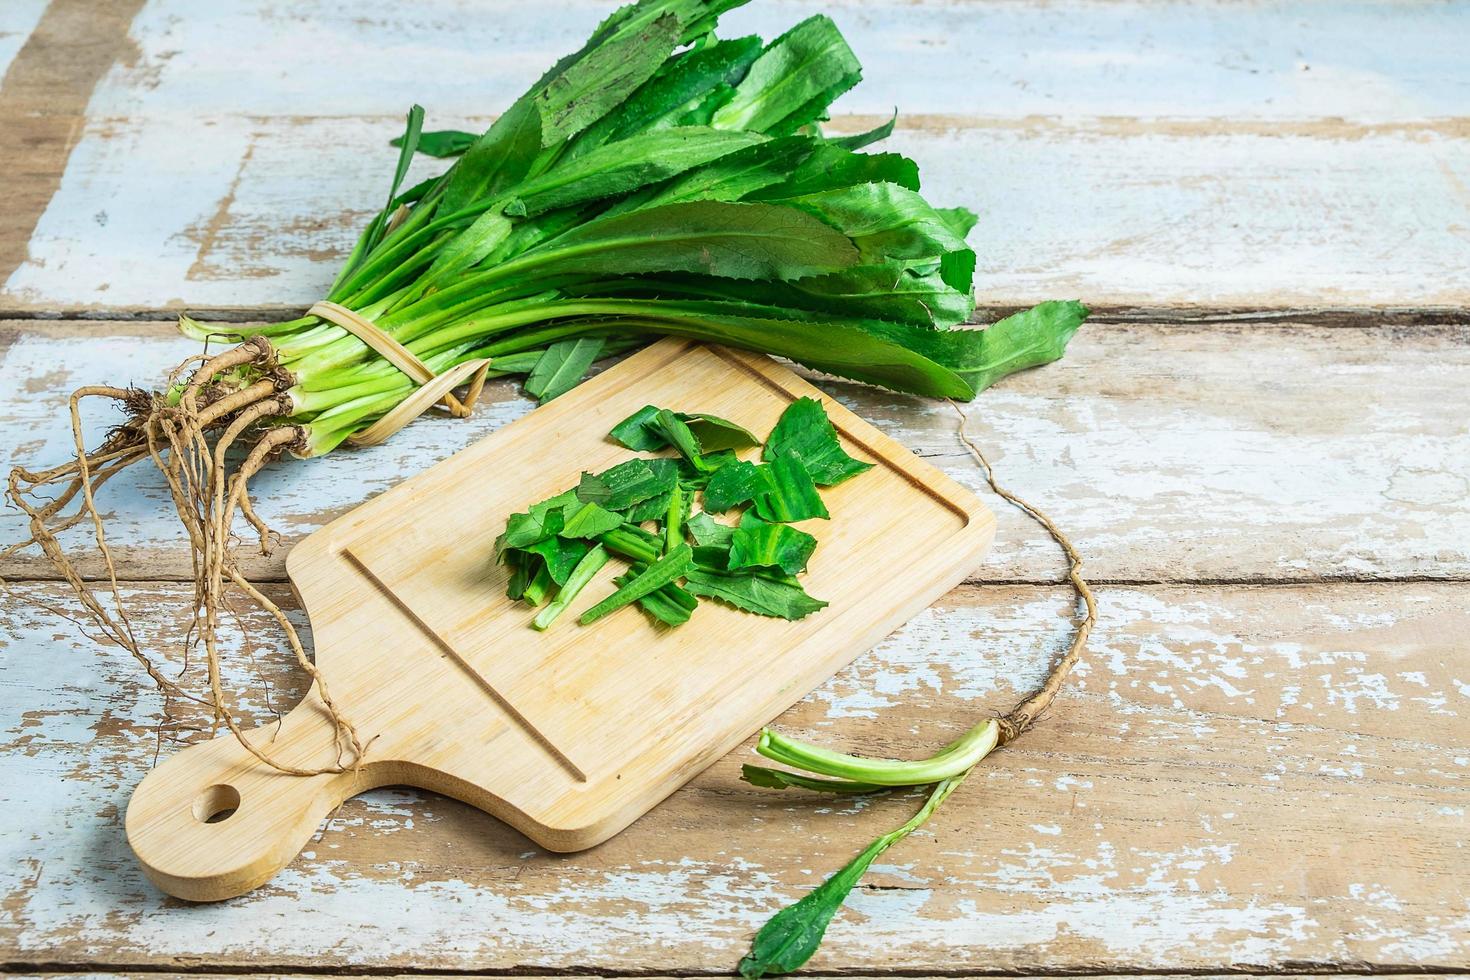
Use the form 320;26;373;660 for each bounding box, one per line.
532;545;610;630
703;458;770;512
752;454;828;522
763;396;872;486
729;512;816;574
499;401;856;630
580;543;693;624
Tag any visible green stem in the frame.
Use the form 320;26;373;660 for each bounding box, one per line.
755;718;998;786
533;545;609;630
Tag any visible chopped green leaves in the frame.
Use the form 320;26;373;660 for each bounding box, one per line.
498;398;863;630
764;396;873;485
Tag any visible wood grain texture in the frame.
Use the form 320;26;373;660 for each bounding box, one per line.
2;579;1464;971
3;319;1465;583
124;340;994;899
0;0;1467;311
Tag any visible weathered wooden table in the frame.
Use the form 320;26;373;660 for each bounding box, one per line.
2;0;1466;974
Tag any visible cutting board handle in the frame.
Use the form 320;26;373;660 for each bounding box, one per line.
124;689;370;901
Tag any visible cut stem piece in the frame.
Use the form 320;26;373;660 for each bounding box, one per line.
755;717;999;786
532;545;610;630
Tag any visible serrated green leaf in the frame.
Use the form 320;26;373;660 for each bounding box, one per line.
712;16;861;134
828;113;895;151
763;396;873;486
441;98;543;215
577;458;678;510
774;182;969;267
686;511;737;548
535;13;682;146
683;564;826;620
702;459;770;512
512;127;765;216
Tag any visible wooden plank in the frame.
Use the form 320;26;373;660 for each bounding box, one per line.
2;319;1466;583
5;116;1467;313
1;580;1464;971
1;0;1468;311
0;0;48;79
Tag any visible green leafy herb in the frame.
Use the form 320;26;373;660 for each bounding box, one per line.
683;564;826;620
559;500;626;538
703;459;770;512
577;458;677;509
729;512;816;574
532;545;610;629
580;543;693;624
752;454;828;522
525;337;607;403
763;396;872;486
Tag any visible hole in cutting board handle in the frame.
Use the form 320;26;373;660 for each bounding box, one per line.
192;783;241;824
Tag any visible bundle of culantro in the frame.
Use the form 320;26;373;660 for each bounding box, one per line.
6;0;1086;971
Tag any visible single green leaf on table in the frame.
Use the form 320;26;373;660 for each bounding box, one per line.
580;542;693;624
752;454;828;522
532;545;610;630
763;396;872;486
525;337;607;403
394;128;476;158
729;511;817;574
683;563;826;620
738;775;967;978
577;457;678;510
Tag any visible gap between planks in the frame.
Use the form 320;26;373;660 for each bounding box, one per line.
0;969;1466;979
1;307;1466;328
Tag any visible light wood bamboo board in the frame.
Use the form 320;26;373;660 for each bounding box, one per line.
122;339;995;902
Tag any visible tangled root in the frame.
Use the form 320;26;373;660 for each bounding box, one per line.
4;335;365;776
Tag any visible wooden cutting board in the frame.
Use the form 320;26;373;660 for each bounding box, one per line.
125;339;995;901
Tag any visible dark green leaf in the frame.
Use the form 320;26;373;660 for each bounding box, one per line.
512;127;765;216
775;182;969;266
752;454;828;522
763;396;873;486
524;337;606;403
525;534;590;585
738;776;965;978
615;562;699;626
729;512;817;574
712;16;861;135
829;112;895;151
580;542;692;623
442;98;543;215
608;404;666;450
610;404;760;453
534;13;681;145
748;145;919;200
526;200;860;281
496;490;577;557
683;564;826;619
577;458;677;510
702;459;770;512
396;128;477;158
